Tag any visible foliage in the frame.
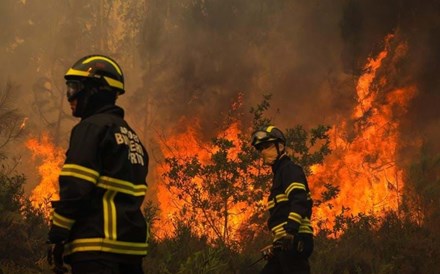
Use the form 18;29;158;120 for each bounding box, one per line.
284;124;331;176
0;80;49;273
311;210;440;274
0;82;25;156
402;144;440;229
161;94;331;248
162;126;269;247
0;171;49;273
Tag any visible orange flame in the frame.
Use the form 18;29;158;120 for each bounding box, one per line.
154;34;417;240
26;133;64;215
310;34;417;232
154;118;263;244
26;35;416;241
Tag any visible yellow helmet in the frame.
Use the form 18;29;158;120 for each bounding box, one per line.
64;54;124;94
251;125;286;148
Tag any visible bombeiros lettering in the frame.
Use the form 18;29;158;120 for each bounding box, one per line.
114;126;145;166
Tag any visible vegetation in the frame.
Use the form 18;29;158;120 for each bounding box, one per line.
1;1;440;273
1;88;439;273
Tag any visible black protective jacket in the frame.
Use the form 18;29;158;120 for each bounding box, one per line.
51;105;149;263
268;154;313;241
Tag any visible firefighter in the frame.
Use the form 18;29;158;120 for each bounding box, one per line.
47;55;149;274
251;125;314;274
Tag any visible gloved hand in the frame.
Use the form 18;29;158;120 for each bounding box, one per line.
273;233;295;251
47;225;69;274
48;225;69;244
260;244;274;260
47;242;68;274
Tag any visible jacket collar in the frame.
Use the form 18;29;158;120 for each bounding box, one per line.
271;153;289;173
82;104;124;119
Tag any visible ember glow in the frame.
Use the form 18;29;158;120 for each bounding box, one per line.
26;133;64;215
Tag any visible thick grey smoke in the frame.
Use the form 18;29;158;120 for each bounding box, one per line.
1;0;439;193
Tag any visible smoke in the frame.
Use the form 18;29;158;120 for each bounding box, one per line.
1;0;440;192
136;0;440;154
338;0;440;154
137;1;349;139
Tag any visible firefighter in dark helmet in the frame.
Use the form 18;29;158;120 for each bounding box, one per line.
251;125;314;274
47;55;149;274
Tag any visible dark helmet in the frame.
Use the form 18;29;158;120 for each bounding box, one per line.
251;125;286;148
64;54;124;100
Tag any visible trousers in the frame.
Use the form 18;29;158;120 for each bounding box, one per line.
260;234;313;274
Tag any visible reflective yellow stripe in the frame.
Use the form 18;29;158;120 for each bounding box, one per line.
64;238;148;256
301;217;311;225
273;231;287;241
271;222;287;233
49;208;54;221
299;218;314;234
275;194;288;202
266;126;275;132
83;56;122;75
103;76;124;89
65;68;91;77
60;164;99;184
97;176;147;196
103;191;117;240
285;182;306;196
288;212;302;224
268;194;288;210
268;200;275;209
298;227;313;234
271;222;288;241
52;212;75;230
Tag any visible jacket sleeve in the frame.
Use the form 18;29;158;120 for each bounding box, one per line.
51;121;104;232
281;164;309;235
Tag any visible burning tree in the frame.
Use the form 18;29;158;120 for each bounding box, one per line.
159;95;331;249
162;123;267;248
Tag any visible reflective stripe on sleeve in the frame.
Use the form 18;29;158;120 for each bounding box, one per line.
271;221;288;241
268;194;288;209
97;176;147;196
60;164;100;184
285;182;306;196
52;212;75;230
288;212;302;224
299;217;314;234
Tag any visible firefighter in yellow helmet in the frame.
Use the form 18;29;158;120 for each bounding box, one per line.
47;55;149;274
251;125;314;274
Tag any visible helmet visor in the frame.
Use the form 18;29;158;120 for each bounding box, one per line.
255;141;274;151
66;80;85;102
251;131;270;146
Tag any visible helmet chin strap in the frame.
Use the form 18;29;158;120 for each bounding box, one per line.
274;143;286;162
73;87;99;118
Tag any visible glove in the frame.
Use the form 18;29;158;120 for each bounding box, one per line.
260;244;274;260
48;225;69;244
47;243;68;274
273;233;295;251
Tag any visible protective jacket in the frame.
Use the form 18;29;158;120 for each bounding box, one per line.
268;154;313;241
51;105;149;263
